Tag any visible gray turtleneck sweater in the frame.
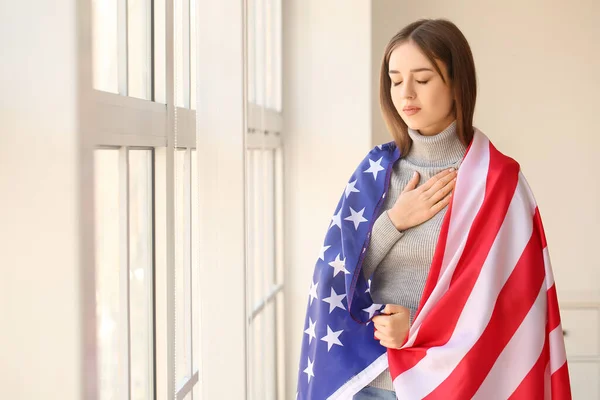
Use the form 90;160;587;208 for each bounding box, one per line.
363;120;467;391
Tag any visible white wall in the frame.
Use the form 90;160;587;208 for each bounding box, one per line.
282;1;372;397
0;1;97;399
285;0;599;397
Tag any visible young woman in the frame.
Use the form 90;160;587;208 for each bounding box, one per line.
297;18;570;400
355;18;473;399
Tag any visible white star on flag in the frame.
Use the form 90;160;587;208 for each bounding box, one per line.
344;207;368;230
363;156;385;180
322;288;346;314
328;253;349;277
330;210;342;230
344;179;360;198
308;279;319;305
304;356;315;383
321;325;344;351
376;144;383;150
304;317;317;344
319;244;331;261
362;303;383;319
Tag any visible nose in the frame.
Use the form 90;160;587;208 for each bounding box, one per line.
400;81;416;99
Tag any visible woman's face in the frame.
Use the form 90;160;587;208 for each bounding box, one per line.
388;41;455;136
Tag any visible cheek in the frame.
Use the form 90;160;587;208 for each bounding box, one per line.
425;86;452;110
390;90;402;109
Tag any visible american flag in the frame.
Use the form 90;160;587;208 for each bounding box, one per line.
296;128;572;399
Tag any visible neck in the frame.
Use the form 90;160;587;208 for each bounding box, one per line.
404;120;466;167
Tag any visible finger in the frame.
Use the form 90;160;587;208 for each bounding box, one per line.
374;329;383;341
383;304;406;315
428;177;456;204
375;325;391;337
430;191;453;214
374;328;391;341
419;168;455;192
402;171;420;193
424;170;457;197
373;316;389;330
379;340;400;350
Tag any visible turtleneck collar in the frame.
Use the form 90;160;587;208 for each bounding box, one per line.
404;119;467;167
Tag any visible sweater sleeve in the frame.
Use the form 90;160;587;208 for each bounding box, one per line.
361;209;405;281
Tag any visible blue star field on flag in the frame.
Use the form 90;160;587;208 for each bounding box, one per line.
296;141;402;399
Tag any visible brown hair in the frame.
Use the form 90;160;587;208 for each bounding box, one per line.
379;18;477;157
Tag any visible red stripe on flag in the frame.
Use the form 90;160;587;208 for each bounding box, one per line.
389;141;520;380
423;210;546;399
534;205;548;249
547;284;561;333
550;363;572;399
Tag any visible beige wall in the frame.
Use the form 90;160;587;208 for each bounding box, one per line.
284;0;599;397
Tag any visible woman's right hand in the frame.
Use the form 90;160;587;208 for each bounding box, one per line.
387;168;458;231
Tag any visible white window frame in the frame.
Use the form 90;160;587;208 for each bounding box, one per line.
245;0;285;398
92;0;198;398
92;0;284;398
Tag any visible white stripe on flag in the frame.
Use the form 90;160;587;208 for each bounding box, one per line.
394;175;536;398
549;324;567;374
473;282;547;400
543;247;554;290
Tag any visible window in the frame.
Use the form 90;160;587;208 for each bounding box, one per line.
246;0;285;399
92;0;199;398
92;0;284;398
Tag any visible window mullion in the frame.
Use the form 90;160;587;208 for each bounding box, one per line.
165;0;177;397
118;0;129;95
119;146;132;400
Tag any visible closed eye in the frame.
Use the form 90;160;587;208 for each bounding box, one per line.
392;80;429;86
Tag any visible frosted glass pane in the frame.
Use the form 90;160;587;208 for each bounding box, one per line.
253;0;265;107
94;149;120;400
92;0;118;93
248;149;276;307
154;0;166;103
190;0;197;109
275;292;285;399
191;150;200;372
250;312;264;400
175;150;192;385
271;0;282;111
129;150;154;400
247;0;255;104
174;0;185;107
128;0;151;99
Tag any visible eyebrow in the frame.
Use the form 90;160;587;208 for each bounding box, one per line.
389;68;434;74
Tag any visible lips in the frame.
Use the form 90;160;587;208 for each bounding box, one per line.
403;107;421;116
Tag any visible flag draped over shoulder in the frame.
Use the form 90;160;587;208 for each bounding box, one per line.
296;127;572;400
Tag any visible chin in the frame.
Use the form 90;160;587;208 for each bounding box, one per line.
403;120;422;130
401;115;426;131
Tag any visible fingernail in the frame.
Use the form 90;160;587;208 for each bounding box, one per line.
448;168;455;172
